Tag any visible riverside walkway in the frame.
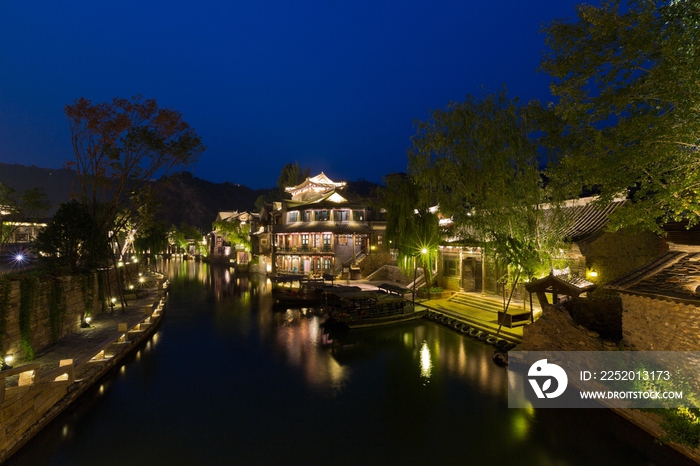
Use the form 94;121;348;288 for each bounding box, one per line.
7;289;163;385
0;276;167;463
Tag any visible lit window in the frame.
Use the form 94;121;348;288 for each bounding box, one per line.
444;259;457;277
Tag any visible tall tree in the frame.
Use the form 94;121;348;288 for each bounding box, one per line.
34;200;109;272
65;95;205;255
408;89;565;284
277;161;310;198
376;173;441;286
541;0;700;233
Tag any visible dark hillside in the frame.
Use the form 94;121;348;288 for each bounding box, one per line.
155;172;270;230
0;163;382;231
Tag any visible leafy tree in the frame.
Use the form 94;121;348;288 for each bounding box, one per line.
408;89;566;293
277;161;310;198
34;201;109;272
541;0;700;233
376;173;441;285
213;220;251;252
168;225;188;254
134;221;170;256
65;95;205;260
178;223;202;241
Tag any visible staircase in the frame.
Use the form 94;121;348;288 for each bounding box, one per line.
447;292;525;315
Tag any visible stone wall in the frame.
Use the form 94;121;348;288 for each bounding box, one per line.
523;293;700;463
1;265;138;362
522;304;615;351
578;230;659;285
621;293;700;350
1;379;70;459
365;265;414;285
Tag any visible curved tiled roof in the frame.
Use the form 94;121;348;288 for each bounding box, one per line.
553;197;627;242
606;245;700;301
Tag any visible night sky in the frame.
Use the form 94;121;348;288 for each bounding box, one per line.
1;0;588;189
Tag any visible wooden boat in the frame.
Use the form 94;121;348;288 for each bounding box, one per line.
271;275;326;307
326;283;427;329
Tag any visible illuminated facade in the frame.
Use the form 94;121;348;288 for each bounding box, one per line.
436;196;658;296
254;173;385;276
209;210;253;264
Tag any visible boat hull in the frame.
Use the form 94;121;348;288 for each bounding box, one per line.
333;305;427;329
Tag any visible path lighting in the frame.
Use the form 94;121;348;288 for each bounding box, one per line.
109;297;117;312
81;315;92;328
138;277;145;284
587;270;598;278
117;261;124;268
2;354;14;370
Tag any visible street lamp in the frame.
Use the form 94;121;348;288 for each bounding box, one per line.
412;248;428;306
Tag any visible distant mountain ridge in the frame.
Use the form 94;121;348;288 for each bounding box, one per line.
0;163;382;231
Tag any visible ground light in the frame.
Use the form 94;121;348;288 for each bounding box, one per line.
1;353;14;370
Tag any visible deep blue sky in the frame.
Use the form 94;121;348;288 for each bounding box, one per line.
0;0;588;189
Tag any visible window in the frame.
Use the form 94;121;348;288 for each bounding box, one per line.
338;235;347;245
352;210;365;221
322;234;332;251
444;259;457;277
301;234;309;250
377;235;383;245
288;211;299;223
333;210;349;222
303;210;312;222
316;210;329;221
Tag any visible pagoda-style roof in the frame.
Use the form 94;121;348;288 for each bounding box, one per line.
606;243;700;302
215;211;253;223
285;189;350;208
525;269;596;297
285;172;346;200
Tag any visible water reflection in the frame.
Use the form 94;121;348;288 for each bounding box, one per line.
420;340;432;380
6;257;693;466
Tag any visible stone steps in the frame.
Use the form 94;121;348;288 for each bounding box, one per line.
448;293;505;314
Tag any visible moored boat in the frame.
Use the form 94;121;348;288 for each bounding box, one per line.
271;275;326;307
326;283;427;329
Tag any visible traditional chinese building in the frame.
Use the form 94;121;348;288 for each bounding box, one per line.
254;172;385;276
436;196;658;295
208;210;254;264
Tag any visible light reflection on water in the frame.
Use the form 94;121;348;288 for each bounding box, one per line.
4;258;697;466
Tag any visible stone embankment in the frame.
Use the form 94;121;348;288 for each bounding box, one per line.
0;274;168;463
522;302;700;464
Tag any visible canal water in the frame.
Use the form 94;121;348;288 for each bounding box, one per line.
6;260;695;465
